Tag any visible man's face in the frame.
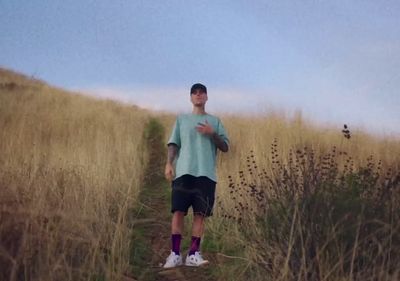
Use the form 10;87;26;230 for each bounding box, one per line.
190;89;208;106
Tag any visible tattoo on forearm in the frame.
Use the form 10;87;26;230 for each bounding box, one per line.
212;132;229;152
167;144;178;164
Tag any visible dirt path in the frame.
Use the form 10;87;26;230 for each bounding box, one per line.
130;118;217;281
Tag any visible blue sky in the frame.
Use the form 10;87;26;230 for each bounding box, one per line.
1;1;399;136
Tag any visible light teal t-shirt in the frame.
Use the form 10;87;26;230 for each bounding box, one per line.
167;113;229;182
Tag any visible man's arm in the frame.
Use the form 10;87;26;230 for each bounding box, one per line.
196;121;229;153
167;144;178;164
211;132;229;152
165;143;178;181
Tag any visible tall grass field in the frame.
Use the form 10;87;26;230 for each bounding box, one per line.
208;114;400;280
1;68;400;280
0;68;149;280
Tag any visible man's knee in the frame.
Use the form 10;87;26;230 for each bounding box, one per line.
193;214;206;222
173;211;185;218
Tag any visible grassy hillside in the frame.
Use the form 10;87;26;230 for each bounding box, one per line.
207;113;400;280
160;104;400;280
0;68;150;280
1;67;399;281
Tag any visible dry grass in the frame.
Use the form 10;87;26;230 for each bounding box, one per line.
2;66;400;281
208;112;400;280
0;68;149;280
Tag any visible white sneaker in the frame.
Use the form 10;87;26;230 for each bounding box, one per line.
163;251;183;268
185;251;209;267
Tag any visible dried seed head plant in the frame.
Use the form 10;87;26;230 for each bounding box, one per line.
212;114;400;281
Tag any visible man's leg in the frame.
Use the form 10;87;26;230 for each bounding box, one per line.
172;211;185;234
185;177;214;266
163;176;191;268
171;211;185;255
191;214;205;237
189;214;205;255
185;214;209;266
169;175;191;256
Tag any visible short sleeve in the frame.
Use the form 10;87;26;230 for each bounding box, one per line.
167;117;181;147
217;119;230;146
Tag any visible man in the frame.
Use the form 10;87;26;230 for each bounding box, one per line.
163;83;229;268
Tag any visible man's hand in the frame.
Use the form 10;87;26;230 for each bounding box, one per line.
165;162;175;182
195;120;214;136
196;120;229;152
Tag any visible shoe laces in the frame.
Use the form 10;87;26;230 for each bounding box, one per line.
191;251;204;261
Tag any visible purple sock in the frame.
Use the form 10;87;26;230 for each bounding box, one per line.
171;234;182;255
189;236;201;255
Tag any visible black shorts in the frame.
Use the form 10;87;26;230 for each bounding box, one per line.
171;175;216;217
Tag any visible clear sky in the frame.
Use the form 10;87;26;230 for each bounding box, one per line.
1;1;399;136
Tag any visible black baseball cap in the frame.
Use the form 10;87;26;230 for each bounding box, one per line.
190;83;207;94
